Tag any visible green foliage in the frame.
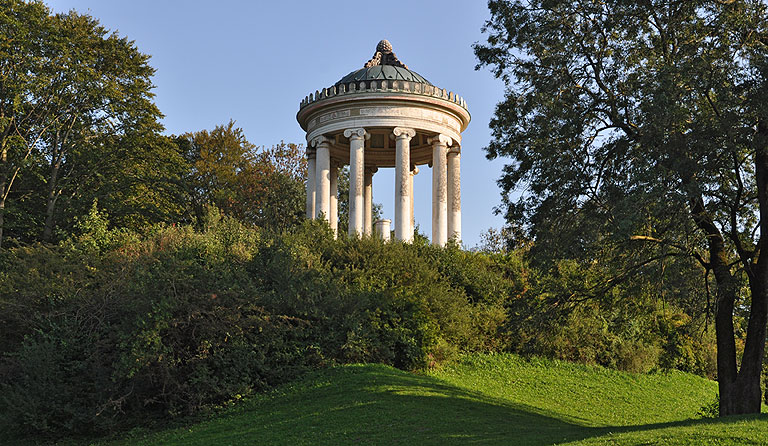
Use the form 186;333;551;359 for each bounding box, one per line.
0;1;184;245
248;223;515;370
2;317;116;435
1;211;721;438
0;199;730;441
176;122;306;232
502;252;717;376
697;395;720;419
0;214;517;438
475;0;768;414
63;201;136;254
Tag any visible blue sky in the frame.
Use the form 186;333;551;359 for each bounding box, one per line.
47;0;509;247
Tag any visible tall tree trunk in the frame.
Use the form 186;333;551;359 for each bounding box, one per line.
715;280;765;415
42;158;61;242
0;171;6;249
0;148;13;250
43;123;73;242
687;182;764;415
711;119;768;416
706;223;742;415
722;278;768;415
709;232;765;416
729;118;768;415
0;122;10;249
42;130;62;242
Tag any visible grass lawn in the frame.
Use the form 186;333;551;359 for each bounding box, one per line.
77;354;767;445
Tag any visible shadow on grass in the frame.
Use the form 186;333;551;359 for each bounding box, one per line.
120;364;766;446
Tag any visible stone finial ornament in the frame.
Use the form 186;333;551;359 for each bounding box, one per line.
376;39;392;53
364;39;408;69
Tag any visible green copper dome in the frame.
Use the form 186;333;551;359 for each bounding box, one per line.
335;65;432;86
334;40;432;86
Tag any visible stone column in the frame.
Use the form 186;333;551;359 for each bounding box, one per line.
429;135;451;246
394;127;416;242
447;147;461;243
344;128;367;236
410;166;419;238
431;159;436;240
306;148;316;219
313;136;331;221
330;162;339;237
364;167;376;236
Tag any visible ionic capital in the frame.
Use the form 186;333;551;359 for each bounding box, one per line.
311;135;332;148
448;145;461;155
366;166;379;175
428;134;453;147
411;166;420;176
344;128;369;140
393;127;416;140
306;147;316;159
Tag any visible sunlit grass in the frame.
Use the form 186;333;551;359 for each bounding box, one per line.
85;353;768;445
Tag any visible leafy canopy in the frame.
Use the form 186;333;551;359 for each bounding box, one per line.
475;0;768;415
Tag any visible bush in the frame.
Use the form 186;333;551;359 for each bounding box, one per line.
1;211;717;439
697;395;720;418
0;216;518;438
502;256;717;376
2;319;115;434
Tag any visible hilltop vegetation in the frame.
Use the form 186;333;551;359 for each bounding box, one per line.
0;212;514;437
0;212;721;440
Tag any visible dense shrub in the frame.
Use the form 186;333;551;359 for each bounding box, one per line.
0;208;724;439
0;213;516;438
502;256;718;376
0;213;318;436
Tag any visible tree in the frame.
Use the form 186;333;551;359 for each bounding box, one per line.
58;131;186;233
240;141;307;230
177;121;307;231
0;1;181;244
0;0;56;247
476;0;768;415
37;10;167;241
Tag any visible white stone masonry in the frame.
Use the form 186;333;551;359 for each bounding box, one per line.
394;127;415;242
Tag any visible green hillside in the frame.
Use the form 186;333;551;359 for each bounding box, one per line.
97;354;766;446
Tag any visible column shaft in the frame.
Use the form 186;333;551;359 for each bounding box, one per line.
447;150;461;243
315;140;331;221
364;168;374;236
306;152;316;219
394;128;415;242
409;168;416;238
430;136;450;246
330;162;339;237
431;160;436;240
345;128;366;236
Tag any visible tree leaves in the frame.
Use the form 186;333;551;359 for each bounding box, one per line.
0;1;174;245
177;121;306;231
477;0;768;414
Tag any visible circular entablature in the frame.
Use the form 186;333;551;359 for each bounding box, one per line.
321;128;440;168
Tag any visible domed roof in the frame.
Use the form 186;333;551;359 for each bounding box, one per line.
336;65;432;86
335;40;432;86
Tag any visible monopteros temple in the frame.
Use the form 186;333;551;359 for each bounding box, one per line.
296;40;470;246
